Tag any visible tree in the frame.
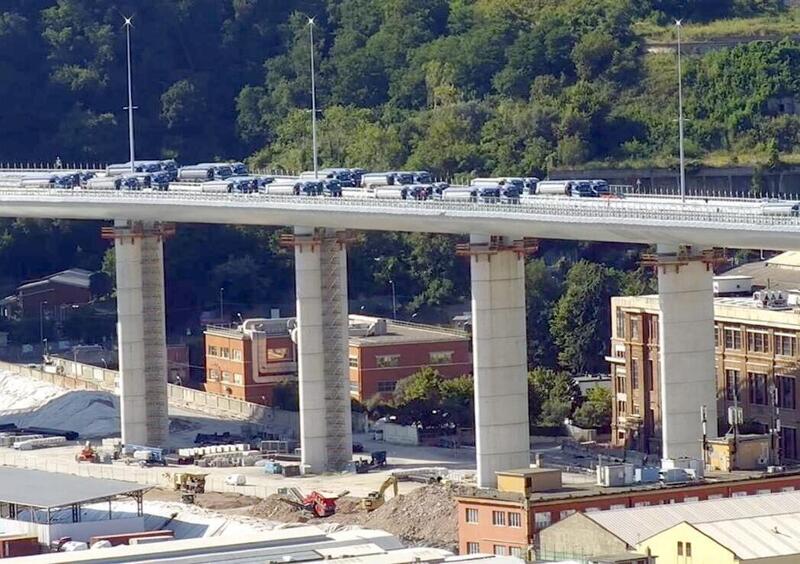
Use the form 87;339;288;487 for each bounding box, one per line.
551;261;620;374
525;259;563;368
528;368;580;427
573;386;612;429
272;379;299;411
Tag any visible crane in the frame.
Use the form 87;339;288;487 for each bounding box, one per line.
361;475;399;512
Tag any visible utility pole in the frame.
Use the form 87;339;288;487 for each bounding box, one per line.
123;17;137;174
308;18;319;180
676;19;686;204
219;287;225;322
389;280;397;320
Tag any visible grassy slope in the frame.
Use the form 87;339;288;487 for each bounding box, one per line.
634;9;800;43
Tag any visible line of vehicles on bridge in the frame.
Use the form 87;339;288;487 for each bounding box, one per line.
2;160;800;215
0;160;613;202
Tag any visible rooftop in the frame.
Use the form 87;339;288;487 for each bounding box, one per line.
587;490;800;547
692;512;800;560
455;468;800;507
724;251;800;291
18;268;93;291
206;315;469;346
0;467;150;509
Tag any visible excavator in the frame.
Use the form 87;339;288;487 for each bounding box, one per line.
361;476;398;512
75;441;98;463
277;488;349;518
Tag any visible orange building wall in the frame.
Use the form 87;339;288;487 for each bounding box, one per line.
456;473;800;555
350;339;472;400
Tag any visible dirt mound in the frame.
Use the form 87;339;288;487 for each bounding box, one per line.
250;484;457;551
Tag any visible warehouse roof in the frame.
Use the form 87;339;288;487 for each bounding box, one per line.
0;467;150;508
586;490;800;546
692;513;800;560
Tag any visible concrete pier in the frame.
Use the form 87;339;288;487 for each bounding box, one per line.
292;227;352;473
655;245;717;461
108;220;170;446
467;234;531;488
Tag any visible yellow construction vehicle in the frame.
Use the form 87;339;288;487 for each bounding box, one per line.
361;476;398;512
165;472;208;504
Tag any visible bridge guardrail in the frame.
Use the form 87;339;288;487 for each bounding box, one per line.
0;188;798;229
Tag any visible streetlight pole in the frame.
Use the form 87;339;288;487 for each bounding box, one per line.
676;19;686;204
389;280;397;320
219;287;224;322
308;17;319;180
39;300;48;353
123;17;137;174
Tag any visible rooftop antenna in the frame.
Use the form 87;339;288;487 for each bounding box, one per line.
675;19;686;204
123;16;137;174
308;17;319;180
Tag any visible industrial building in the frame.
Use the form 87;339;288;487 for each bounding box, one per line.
0;268;98;320
455;467;800;557
0;467;149;546
203;314;471;404
538;489;800;561
609;272;800;459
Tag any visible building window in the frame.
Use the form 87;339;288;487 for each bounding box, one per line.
725;369;740;402
208;369;220;381
492;511;506;526
724;328;742;350
617;400;627;414
634;501;651;507
221;371;232;382
632;403;640;416
677;541;683;556
207;345;218;357
232;349;243;361
465;508;478;524
429;351;454;364
509;546;524;558
782;427;798;460
233;373;243;385
616;374;626;394
782;486;796;492
748;372;768;405
616;308;625;338
686;542;692;557
778;375;796;410
493;545;508;556
267;348;289;362
715;325;720;347
648;315;659;343
348;356;358;368
377;381;397;393
747;330;770;353
534;512;552;529
220;347;230;359
466;542;480;554
732;491;748;497
508;512;521;528
630;316;640;341
559;509;575;520
376;354;400;368
631;359;639;390
775;333;797;357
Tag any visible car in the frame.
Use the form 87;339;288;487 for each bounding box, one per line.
352;442;364;453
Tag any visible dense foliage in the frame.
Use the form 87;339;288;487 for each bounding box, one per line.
1;0;795;171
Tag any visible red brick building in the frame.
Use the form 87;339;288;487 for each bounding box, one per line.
347;316;472;400
203;315;472;405
456;468;800;557
1;269;95;320
204;318;296;404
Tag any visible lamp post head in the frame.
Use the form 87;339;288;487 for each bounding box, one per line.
123;16;133;28
308;17;314;26
675;19;682;27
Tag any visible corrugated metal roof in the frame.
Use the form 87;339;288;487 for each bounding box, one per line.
695;513;800;559
586;490;800;546
0;467;149;508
